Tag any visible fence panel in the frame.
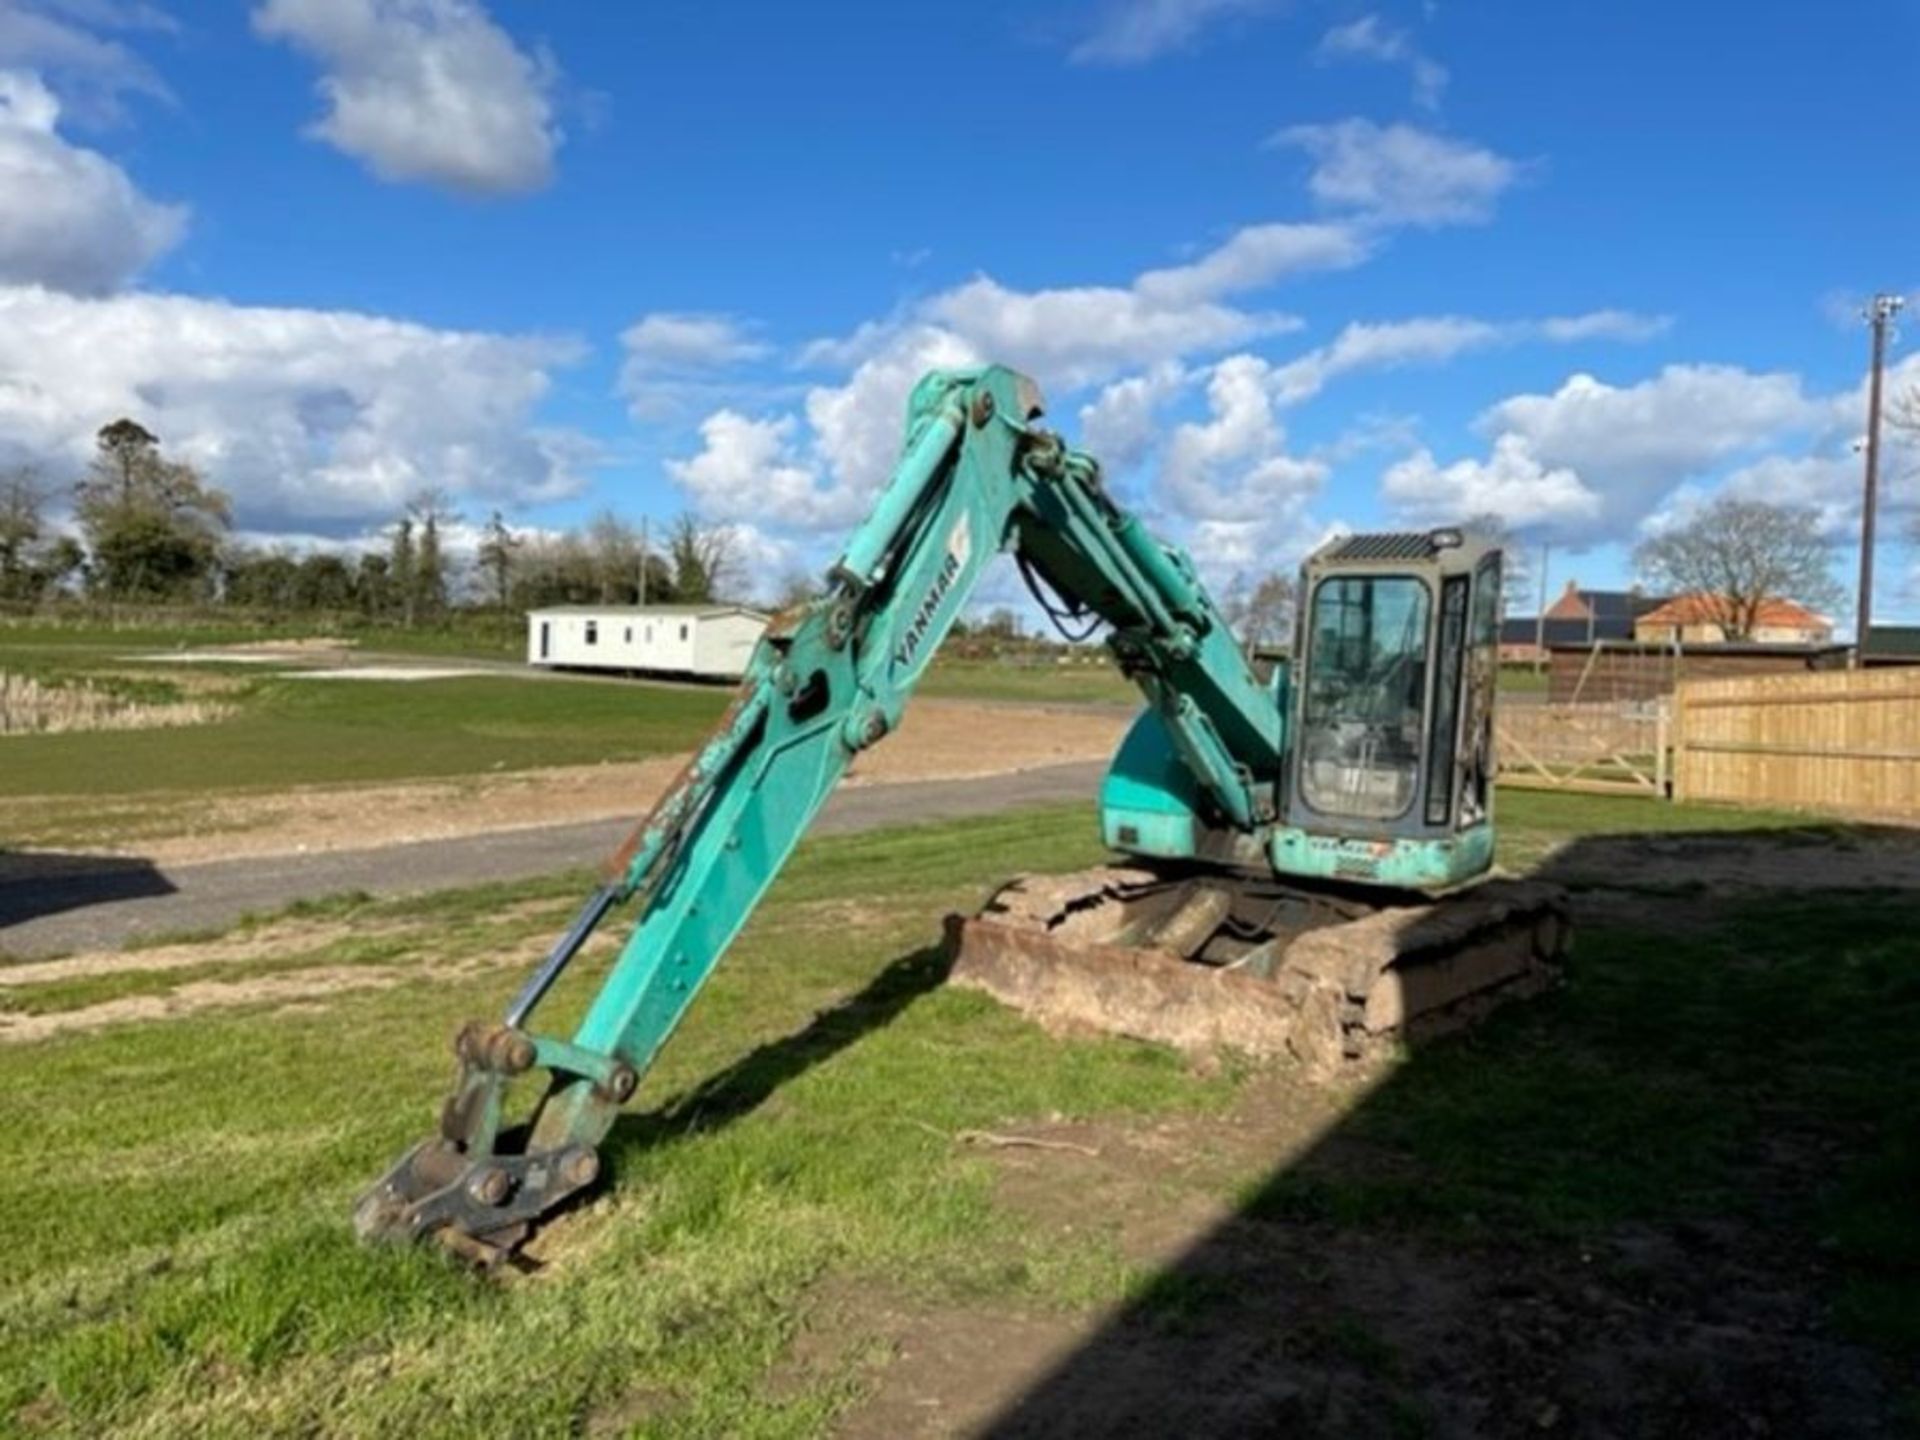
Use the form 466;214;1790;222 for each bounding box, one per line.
1497;698;1667;797
1674;668;1920;817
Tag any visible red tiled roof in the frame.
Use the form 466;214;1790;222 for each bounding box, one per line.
1635;593;1827;628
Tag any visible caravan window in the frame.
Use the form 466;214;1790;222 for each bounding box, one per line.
585;620;598;646
680;624;689;641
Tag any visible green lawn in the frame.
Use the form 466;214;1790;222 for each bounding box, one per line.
0;665;727;799
914;655;1141;706
0;795;1913;1435
0;612;526;662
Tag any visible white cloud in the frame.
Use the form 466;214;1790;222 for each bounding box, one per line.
923;274;1294;391
621;312;767;373
1269;315;1503;405
618;312;774;421
1382;435;1600;530
1266;310;1667;407
1271;119;1520;225
1131;222;1369;306
1539;309;1672;343
1071;0;1272;65
665;325;981;534
253;0;560;195
1159;356;1327;552
1379;363;1830;540
0;69;183;293
0;1;174;122
806;220;1359;394
0;285;590;532
1485;365;1817;500
1315;15;1447;110
802;325;982;517
1078;363;1191;472
665;411;828;528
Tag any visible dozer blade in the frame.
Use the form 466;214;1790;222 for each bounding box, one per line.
946;866;1569;1074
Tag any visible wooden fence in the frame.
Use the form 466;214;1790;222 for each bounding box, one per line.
1497;699;1667;796
1673;668;1920;817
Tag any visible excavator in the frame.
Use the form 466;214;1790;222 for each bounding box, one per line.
356;364;1568;1264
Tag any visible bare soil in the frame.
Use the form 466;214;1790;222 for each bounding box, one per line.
0;699;1128;869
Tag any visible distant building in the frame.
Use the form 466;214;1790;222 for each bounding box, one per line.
526;604;768;680
1632;593;1832;646
1500;582;1663;662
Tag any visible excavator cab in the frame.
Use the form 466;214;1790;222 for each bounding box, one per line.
1277;530;1503;890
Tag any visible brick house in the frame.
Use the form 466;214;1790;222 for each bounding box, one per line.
1499;582;1663;662
1632;593;1832;646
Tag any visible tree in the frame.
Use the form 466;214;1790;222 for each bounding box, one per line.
476;511;521;611
1632;497;1842;640
294;552;355;612
774;568;822;610
665;514;735;604
1220;569;1297;651
356;552;393;618
75;420;230;600
408;489;457;623
389;517;416;626
586;511;639;603
1462;513;1531;619
0;466;44;601
1891;384;1920;547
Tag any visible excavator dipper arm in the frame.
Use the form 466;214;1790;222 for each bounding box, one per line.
354;365;1282;1261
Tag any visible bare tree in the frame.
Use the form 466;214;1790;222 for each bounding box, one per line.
586;510;639;603
1220;569;1296;651
1890;384;1920;546
774;568;823;610
0;465;44;600
476;510;521;611
666;514;737;603
1632;497;1842;640
1463;513;1530;619
407;488;460;622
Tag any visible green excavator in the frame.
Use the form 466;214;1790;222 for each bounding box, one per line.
357;364;1568;1264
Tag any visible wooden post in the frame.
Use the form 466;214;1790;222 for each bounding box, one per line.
1671;681;1687;803
1655;698;1670;799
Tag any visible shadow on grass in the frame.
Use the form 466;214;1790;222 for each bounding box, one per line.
604;943;950;1162
970;828;1920;1439
0;851;176;934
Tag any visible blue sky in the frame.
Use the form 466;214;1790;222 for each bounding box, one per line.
1;0;1915;625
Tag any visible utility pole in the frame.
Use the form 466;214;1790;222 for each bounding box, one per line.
638;516;649;606
1856;293;1903;667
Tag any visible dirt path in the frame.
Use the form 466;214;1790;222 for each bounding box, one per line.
0;698;1129;870
0;761;1109;960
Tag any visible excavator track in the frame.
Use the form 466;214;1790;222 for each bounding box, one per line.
946;866;1569;1073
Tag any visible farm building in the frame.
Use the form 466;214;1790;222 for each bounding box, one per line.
526;605;768;680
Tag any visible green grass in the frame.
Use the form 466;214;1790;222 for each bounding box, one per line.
2;775;1914;1432
0;667;727;799
918;655;1140;705
0;805;1226;1436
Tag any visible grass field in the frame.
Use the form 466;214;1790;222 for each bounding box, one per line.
1;793;1914;1436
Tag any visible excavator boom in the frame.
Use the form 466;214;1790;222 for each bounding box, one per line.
356;366;1292;1261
